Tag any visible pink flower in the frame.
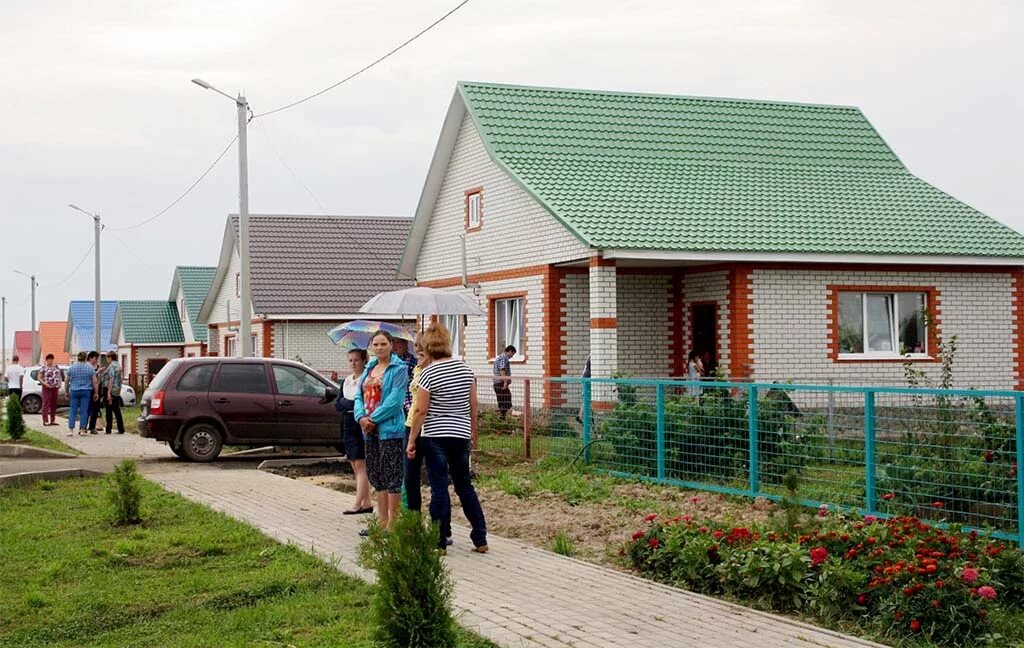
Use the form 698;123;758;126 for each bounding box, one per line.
817;505;829;518
690;496;702;505
810;546;829;567
864;515;877;524
977;585;997;600
961;567;979;583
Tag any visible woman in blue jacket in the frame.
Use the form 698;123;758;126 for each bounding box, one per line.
354;330;410;530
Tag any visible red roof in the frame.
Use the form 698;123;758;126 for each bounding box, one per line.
13;330;32;361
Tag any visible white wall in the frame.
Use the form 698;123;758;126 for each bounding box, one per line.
682;270;731;375
206;246;250;327
617;274;673;377
176;285;196;343
135;346;183;378
272;321;349;377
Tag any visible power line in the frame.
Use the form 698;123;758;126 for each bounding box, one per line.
107;134;238;232
253;120;329;216
40;242;94;288
253;0;471;119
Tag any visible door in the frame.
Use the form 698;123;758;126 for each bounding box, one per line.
271;364;338;443
691;303;718;376
208;362;278;440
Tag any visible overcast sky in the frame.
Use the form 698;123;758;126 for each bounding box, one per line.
1;0;1021;350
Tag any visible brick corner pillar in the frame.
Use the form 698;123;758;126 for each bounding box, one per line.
1014;269;1024;391
589;254;618;402
728;265;754;381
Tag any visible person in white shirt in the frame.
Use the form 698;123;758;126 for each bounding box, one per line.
336;348;373;515
5;355;25;398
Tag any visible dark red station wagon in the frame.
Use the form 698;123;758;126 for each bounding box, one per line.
138;357;341;462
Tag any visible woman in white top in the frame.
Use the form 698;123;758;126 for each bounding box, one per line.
407;322;488;553
336;348;372;514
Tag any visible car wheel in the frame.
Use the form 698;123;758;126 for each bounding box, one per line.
21;394;42;414
181;423;224;462
170;443;190;460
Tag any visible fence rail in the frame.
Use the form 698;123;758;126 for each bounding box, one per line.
472;375;1024;547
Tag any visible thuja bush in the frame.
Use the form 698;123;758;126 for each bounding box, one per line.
625;511;1024;646
108;459;143;525
357;510;457;648
5;393;26;440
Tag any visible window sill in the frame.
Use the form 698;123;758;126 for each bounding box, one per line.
835;353;936;363
488;357;527;364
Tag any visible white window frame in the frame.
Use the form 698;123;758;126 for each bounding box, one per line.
837;291;929;360
225;335;238;358
441;314;463;360
252;334;260;358
493;297;525;361
467;192;482;229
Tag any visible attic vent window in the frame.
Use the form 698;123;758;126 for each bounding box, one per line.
465;188;482;231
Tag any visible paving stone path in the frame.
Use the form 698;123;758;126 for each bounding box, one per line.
24;414;881;647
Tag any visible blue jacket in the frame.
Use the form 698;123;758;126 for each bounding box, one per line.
352;353;410;441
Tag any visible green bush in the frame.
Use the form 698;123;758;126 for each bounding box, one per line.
357;511;457;648
5;393;25;441
108;460;143;525
551;531;575;557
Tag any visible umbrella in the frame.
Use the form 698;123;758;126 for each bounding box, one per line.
359;286;485;316
326;320;415;349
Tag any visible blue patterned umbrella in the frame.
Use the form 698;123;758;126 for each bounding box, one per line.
326;320;415;349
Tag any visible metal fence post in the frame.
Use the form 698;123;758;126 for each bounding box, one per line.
865;390;877;515
656;383;666;481
582;380;592;464
523;378;532;460
748;385;759;496
1016;394;1024;549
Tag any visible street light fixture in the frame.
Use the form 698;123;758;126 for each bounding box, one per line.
12;269;38;364
192;77;252;358
68;203;103;354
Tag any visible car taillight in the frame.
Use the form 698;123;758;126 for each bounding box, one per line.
150;390;165;415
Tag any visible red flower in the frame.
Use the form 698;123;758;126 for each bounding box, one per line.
962;567;979;583
903;586;915;597
985;450;994;463
856;594;867;605
712;530;725;540
648;538;661;549
864;515;877;524
644;513;658;522
810;546;828;567
977;585;997;600
932;501;944;509
910;619;921;632
895;611;904;621
931;599;941;609
882;492;895;501
631;530;645;541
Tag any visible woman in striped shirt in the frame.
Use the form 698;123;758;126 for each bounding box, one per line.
406;322;488;554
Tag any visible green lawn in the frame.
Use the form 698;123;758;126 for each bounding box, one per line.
0;477;495;648
1;428;81;455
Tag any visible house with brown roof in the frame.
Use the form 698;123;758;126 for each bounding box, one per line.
38;321;70;365
197;214;413;377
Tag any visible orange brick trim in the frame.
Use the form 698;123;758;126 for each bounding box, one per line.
130;345;139;390
728;267;754;380
590;317;618;329
669;272;685;377
488;291;529;362
464;187;483;232
542;265;565;406
263;322;273;358
589;254;616;268
1014;271;1024;390
826;285;941;363
418;264;550;289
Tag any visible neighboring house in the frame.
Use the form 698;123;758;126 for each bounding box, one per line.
197;214;414;375
111;301;185;390
38;321;71;365
65;300;118;356
400;82;1024;403
13;330;32;363
169;265;217;357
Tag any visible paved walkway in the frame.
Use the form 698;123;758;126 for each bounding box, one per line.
24;414;881;647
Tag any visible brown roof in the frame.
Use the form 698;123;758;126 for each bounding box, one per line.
231;215;414;316
39;321;71;364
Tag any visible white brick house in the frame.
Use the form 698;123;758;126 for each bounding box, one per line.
400;82;1024;401
198;214;413;379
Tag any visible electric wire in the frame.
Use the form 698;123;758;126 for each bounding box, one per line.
39;242;95;288
253;0;471;119
253;120;329;216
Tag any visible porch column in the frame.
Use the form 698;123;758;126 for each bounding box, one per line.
589;255;618;402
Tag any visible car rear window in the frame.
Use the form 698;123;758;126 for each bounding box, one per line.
148;359;182;391
176;364;217;392
214;364;270;394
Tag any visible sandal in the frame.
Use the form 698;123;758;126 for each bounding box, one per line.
342;507;374;515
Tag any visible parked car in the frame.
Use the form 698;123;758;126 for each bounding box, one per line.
137;357;342;461
19;366;136;414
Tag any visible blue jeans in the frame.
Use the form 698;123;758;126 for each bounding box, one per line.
68;390;92;431
423;437;487;549
404;431;423;512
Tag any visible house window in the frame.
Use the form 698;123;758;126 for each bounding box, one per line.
235;272;241;298
178;297;186;321
441;314;463;360
493;297;524;360
225;335;238;357
252;334;260;358
838;291;928;357
465;189;482;231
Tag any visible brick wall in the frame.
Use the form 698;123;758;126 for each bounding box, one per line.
272;321;348;375
683;270;731;375
750;268;1016;389
561;271;590;377
618;273;672;376
210;322;266;360
135;346;183;380
415;113;591;282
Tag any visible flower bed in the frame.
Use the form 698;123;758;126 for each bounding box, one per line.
626;512;1024;646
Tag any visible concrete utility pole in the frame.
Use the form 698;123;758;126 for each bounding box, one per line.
13;270;38;364
192;78;252;357
2;295;6;374
69;204;103;353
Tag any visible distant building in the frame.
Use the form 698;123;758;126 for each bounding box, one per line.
65;300;118;356
38;321;71;365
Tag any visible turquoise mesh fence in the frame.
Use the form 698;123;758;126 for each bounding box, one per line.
549;377;1024;546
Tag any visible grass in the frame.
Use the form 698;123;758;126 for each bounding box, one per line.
550;531;575;557
476;456;620;506
0;404;81;455
0;477;495;648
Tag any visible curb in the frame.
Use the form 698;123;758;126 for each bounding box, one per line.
221;446;277;457
0;469;104;488
0;444;77;459
257;456;345;471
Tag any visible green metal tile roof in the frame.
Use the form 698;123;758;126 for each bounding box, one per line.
118;301;184;344
458;82;1024;257
175;266;216;342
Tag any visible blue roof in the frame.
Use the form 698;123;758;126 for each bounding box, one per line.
68;300;118;351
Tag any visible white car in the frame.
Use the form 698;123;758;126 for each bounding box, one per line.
19;366;136;414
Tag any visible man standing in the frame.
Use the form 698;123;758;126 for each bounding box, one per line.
104;351;124;434
39;354;62;425
492;345;516;418
86;351;104;434
5;355;25;399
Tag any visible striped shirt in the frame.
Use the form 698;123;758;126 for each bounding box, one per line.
417;359;474;439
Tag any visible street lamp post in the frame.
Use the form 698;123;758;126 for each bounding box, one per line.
69;204;103;353
192;78;252;358
2;295;6;374
13;270;38;364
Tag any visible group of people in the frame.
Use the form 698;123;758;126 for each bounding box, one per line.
335;323;488;554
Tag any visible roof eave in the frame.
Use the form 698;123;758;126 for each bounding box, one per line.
602;249;1024;267
197;219;237;324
